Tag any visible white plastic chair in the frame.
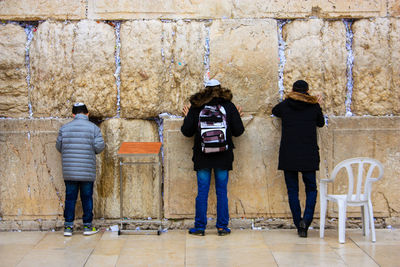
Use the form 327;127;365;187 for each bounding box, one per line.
319;157;384;243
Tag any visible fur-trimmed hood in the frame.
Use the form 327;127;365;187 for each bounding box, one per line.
285;91;319;110
286;91;318;104
189;86;233;107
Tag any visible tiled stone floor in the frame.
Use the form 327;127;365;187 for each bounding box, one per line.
0;229;398;266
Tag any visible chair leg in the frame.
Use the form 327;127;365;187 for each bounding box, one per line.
368;200;376;242
361;206;365;236
338;200;347;244
363;204;370;237
320;198;327;239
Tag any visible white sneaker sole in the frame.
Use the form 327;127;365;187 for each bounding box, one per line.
64;232;72;237
83;230;99;236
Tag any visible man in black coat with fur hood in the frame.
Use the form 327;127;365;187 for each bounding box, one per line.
181;79;244;236
272;80;325;238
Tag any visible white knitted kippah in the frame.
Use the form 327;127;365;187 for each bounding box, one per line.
205;79;220;87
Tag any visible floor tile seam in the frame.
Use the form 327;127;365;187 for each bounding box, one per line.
348;236;381;266
329;244;361;267
184;232;188;267
111;234;128;266
114;252;121;267
30;232;48;249
264;231;351;265
264;249;279;267
82;247;97;266
94;233;128;256
83;232;106;267
260;231;280;266
15;232;48;266
327;237;379;260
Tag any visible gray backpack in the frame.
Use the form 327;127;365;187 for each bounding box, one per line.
198;105;228;153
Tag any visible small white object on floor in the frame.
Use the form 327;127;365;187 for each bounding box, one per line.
110;225;119;232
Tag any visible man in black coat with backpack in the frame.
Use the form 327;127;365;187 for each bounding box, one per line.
181;79;244;236
272;80;325;237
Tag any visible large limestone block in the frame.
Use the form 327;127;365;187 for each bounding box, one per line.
88;0;385;19
231;116;287;217
0;0;85;20
88;0;231;20
95;119;161;219
0;24;28;117
163;116;293;219
0;119;68;220
120;20;204;118
232;0;386;19
283;19;347;115
319;117;400;218
352;18;399;115
30;20;117;118
209;19;279;115
162;118;194;218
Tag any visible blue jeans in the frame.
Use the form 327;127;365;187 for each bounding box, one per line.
195;168;229;230
64;181;94;227
284;171;317;228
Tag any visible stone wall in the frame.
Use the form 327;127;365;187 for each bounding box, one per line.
0;0;399;229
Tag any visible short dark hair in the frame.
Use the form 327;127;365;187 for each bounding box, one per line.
205;84;221;90
72;103;88;115
293;80;309;93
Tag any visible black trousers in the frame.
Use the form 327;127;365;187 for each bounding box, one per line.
284;171;317;228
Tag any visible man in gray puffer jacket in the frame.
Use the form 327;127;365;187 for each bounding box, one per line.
56;103;105;236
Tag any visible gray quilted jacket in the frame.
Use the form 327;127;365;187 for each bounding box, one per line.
56;114;105;182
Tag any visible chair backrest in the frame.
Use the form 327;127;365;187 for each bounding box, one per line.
330;157;384;202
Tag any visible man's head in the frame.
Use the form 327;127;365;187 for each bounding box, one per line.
292;80;309;94
72;102;88;115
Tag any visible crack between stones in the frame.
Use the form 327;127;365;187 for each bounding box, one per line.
85;0;89;18
238;199;246;215
42;141;63;214
277;19;289;101
261;158;273;215
203;22;211;83
378;191;398;218
70;22;78;103
114;21;122;118
343;19;355;117
23;24;35;118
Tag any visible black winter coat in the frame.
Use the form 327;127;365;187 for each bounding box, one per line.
181;87;244;171
272;91;325;171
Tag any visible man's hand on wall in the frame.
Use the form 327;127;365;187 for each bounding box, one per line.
182;104;191;116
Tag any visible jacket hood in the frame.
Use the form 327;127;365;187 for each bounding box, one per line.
189;86;233;107
285;91;319;110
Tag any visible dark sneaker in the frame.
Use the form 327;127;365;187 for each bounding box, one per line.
298;220;308;238
188;228;205;236
64;226;73;237
217;228;231;236
83;226;99;236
